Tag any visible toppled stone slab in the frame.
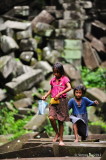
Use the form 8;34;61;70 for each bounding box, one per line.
13;98;33;109
14;6;30;17
0;35;19;53
5;69;44;94
31;10;55;30
0;56;17;78
86;88;106;103
24;115;47;131
83;42;101;70
34;61;52;76
4;20;31;30
91;20;106;38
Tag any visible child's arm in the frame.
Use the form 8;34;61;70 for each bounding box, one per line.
85;97;99;106
54;82;71;100
42;89;51;100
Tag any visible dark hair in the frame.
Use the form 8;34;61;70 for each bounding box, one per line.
73;85;86;95
52;62;65;75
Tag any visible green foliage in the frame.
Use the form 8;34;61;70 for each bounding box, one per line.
44;117;54;136
0;106;33;140
89;121;106;132
81;67;106;90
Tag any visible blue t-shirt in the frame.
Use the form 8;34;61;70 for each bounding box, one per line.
68;97;95;115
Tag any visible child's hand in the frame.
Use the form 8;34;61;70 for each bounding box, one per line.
94;100;99;105
54;94;60;100
42;95;47;100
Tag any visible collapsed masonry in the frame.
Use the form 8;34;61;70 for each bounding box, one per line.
0;0;106;136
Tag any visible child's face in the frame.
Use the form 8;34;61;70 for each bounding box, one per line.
53;69;61;79
75;89;82;100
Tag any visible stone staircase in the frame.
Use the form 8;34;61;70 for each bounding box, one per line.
0;134;105;159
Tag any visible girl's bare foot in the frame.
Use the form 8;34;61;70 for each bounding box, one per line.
74;139;79;142
53;133;59;142
59;141;65;146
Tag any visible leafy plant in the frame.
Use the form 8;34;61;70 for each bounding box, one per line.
89;121;106;132
81;67;106;91
0;105;33;140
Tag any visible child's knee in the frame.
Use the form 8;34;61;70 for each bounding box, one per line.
49;116;54;121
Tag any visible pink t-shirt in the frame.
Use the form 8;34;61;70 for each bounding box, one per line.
50;76;70;98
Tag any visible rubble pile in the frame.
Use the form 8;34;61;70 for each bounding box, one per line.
0;0;106;139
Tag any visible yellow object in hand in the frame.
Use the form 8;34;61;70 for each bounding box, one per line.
50;98;60;104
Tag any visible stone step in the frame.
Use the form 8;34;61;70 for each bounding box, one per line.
4;157;100;160
53;142;106;157
28;138;100;143
22;141;52;149
0;142;105;159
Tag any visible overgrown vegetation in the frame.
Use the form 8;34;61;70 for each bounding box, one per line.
81;67;106;91
89;121;106;132
0;67;106;141
0;103;33;140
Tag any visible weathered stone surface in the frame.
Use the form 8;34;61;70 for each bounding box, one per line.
5;69;44;94
64;10;84;20
101;149;106;160
13;98;33;109
63;64;81;80
5;102;15;111
55;28;83;39
39;79;51;92
19;38;37;51
44;6;56;14
14;6;30;17
0;89;6;101
0;35;19;53
83;42;101;70
0;144;54;159
64;39;82;50
18;107;37;115
1;158;100;160
91;38;106;52
59;19;84;29
0;133;37;154
43;48;61;64
24;115;47;131
63;40;82;64
34;61;52;76
0;135;13;146
33;22;54;37
0;56;17;78
91;20;106;38
53;142;105;157
31;10;55;30
86;88;106;103
3;20;31;30
16;26;32;40
20;51;34;63
55;10;63;19
83;1;93;9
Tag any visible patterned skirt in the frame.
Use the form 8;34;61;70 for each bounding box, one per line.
70;113;88;138
49;98;70;122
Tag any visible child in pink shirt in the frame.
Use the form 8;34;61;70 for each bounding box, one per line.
42;62;71;146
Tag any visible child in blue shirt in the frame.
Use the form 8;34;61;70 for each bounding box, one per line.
68;85;99;142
